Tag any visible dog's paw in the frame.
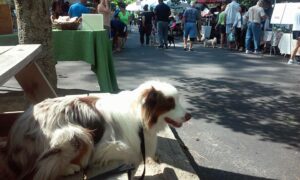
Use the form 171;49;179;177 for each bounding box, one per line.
152;154;161;164
62;164;81;176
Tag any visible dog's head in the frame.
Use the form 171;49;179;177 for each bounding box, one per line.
137;81;191;130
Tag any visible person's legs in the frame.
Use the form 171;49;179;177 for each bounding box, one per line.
188;23;197;50
235;28;241;50
226;24;233;48
291;39;300;59
288;33;300;64
162;22;169;48
196;20;202;41
140;29;145;45
145;25;152;45
220;33;225;48
183;23;190;50
245;23;253;52
157;21;164;47
252;23;262;52
240;28;246;51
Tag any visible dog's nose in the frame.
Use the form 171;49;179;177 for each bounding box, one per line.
185;113;192;121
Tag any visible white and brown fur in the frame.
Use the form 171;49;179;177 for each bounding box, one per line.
2;81;191;180
204;37;217;48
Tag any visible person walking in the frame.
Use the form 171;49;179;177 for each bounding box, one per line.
139;4;155;46
154;0;171;49
224;0;240;49
244;0;267;54
182;1;199;51
288;11;300;65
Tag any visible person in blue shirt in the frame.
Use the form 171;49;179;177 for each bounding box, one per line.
68;0;90;18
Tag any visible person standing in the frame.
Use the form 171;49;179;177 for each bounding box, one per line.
97;0;111;37
288;11;300;65
68;0;90;18
232;5;246;51
118;3;130;48
244;0;267;54
182;1;199;51
140;4;154;45
118;3;130;26
215;4;226;48
224;0;240;49
154;0;171;49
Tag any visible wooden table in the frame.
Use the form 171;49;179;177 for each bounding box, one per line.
0;44;57;136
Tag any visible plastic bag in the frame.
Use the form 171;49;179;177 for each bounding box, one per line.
228;31;235;42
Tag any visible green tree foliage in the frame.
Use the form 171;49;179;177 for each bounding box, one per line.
238;0;256;8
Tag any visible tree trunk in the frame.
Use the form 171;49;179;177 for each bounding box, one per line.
14;0;57;89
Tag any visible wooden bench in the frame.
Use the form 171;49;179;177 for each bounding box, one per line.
0;44;57;136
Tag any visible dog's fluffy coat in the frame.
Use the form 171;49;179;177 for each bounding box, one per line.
3;81;191;180
204;37;217;48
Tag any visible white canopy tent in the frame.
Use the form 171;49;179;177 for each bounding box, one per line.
126;2;143;11
127;0;189;12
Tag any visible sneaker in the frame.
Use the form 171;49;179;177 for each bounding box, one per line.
245;50;251;54
288;59;296;64
189;48;194;51
254;50;261;54
184;48;187;51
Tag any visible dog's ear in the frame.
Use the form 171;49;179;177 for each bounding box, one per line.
143;86;160;110
142;86;176;128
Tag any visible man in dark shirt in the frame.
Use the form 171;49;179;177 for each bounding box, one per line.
140;4;155;45
154;0;171;48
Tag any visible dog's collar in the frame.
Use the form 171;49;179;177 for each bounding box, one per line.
138;125;146;180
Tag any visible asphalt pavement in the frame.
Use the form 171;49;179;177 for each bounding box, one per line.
113;29;300;180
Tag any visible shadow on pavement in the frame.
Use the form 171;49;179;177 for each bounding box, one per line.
171;128;275;180
173;77;300;151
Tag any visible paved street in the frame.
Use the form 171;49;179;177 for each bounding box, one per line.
113;30;300;180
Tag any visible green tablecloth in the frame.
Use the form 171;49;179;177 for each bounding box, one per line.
0;30;119;92
0;33;18;45
52;30;118;92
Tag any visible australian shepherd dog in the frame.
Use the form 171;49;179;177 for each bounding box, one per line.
2;81;192;180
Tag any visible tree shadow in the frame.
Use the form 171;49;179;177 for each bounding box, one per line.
173;77;300;150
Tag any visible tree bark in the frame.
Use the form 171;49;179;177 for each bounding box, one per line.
14;0;57;89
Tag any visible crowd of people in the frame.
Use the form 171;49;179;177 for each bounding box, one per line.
50;0;300;64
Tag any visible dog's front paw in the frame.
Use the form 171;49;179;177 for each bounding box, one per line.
62;164;81;176
152;154;161;164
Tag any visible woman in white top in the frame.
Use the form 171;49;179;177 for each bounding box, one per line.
288;12;300;65
97;0;111;37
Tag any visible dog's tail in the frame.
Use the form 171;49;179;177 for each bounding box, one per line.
23;125;93;180
0;138;16;180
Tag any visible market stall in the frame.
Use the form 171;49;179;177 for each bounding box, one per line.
270;2;300;55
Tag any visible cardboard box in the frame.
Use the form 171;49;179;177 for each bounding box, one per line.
0;4;13;35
